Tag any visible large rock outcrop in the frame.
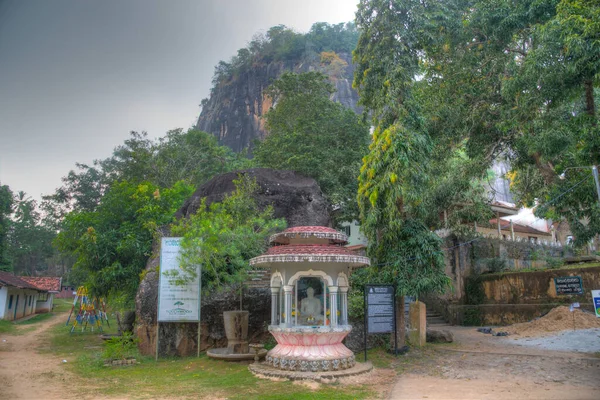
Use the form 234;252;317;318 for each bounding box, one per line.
136;168;330;357
176;168;330;227
196;54;360;153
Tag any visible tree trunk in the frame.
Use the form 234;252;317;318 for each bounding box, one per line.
393;295;405;349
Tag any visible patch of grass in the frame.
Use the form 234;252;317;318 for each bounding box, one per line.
44;320;376;399
0;320;17;334
16;312;54;325
53;298;74;313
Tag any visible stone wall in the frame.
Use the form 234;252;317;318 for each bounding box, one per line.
443;266;600;325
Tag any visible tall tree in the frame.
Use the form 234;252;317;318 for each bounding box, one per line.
254;72;370;223
0;183;13;271
7;192;56;276
55;180;193;303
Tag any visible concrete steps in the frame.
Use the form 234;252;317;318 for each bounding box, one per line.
426;309;450;328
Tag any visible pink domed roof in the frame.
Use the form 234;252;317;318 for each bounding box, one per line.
283;226;339;233
250;244;370;267
269;225;348;245
266;244;358;256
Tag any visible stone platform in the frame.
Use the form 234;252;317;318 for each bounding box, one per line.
207;347;267;361
248;361;373;381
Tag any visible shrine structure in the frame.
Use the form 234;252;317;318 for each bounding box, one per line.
248;226;372;377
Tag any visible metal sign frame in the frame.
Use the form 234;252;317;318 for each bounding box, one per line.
364;284;397;362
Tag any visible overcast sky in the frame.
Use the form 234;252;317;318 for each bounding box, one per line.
0;0;357;200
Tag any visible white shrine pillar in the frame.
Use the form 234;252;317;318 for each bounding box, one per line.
329;286;339;326
339;286;349;325
283;285;293;326
270;287;279;326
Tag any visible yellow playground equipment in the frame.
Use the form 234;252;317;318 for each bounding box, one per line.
65;286;110;333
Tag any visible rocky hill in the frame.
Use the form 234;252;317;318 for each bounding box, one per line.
195;23;360;153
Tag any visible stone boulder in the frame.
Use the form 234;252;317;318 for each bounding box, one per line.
175;168;330;227
426;329;454;343
136;168;331;357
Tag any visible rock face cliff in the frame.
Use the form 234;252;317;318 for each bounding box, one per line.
196;54;360;153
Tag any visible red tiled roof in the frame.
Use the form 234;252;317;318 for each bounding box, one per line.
266;244;359;256
489;219;551;236
20;276;62;292
0;271;45;291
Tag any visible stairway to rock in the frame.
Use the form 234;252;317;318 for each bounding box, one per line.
426;307;449;328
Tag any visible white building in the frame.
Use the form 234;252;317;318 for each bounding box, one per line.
21;276;62;313
0;272;47;321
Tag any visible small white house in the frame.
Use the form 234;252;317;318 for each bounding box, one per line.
20;276;62;313
0;272;46;321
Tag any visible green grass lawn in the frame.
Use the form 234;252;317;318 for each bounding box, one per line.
45;319;381;399
0;320;17;334
15;312;55;325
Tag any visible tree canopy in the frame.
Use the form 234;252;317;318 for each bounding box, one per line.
55;180;193;303
254;72;370;223
353;0;600;297
171;176;286;290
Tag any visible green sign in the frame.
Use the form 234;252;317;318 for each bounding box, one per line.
554;276;583;295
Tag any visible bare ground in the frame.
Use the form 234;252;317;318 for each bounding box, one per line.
388;326;600;400
0;313;73;400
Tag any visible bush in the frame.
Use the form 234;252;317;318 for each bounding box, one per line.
102;332;139;360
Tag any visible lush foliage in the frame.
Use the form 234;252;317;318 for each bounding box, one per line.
0;183;13;271
5;191;56;275
43;129;251;224
56;180;193;302
254;72;370;223
171;176;286;290
352;0;600;295
102;332;139;361
206;22;359;95
355;0;600;248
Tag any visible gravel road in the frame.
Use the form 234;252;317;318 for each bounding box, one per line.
505;328;600;353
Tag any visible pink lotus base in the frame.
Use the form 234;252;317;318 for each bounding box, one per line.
265;326;355;371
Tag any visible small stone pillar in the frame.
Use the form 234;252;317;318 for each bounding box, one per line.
283;285;293;326
329;286;338;326
339;286;348;325
270;288;279;326
408;301;426;347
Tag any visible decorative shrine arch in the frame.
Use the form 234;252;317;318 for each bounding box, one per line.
270;271;284;288
287;269;334;287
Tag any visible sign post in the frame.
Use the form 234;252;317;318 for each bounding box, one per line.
156;237;201;360
592;290;600;318
364;285;396;362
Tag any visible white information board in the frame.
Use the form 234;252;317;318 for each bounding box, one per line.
157;237;200;322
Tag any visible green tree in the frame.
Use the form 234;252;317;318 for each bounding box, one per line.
55;180;193;303
254;72;370;223
6;192;56;276
171;176;286;290
0;183;13;271
44;129;252;224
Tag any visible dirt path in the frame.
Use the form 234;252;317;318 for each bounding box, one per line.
0;314;73;400
388;326;600;400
